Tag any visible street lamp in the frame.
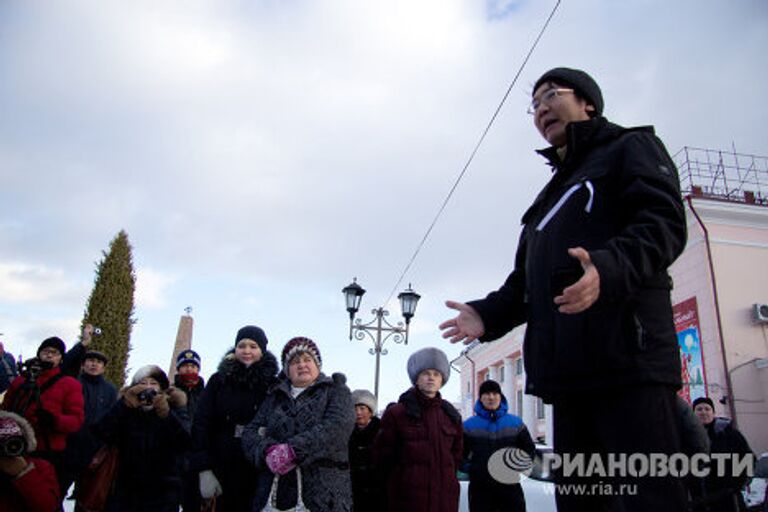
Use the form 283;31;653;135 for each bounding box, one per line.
342;278;421;398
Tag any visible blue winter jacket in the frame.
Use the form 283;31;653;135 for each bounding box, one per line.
462;397;535;485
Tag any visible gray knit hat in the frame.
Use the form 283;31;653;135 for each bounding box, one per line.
351;389;377;414
533;67;603;116
407;347;450;386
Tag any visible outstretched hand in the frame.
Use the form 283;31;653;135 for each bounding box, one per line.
439;301;485;345
554;247;600;314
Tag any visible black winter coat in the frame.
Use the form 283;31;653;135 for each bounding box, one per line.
174;374;205;424
691;419;754;512
94;390;191;512
65;372;118;473
469;117;687;401
242;372;355;512
191;351;278;512
348;416;385;512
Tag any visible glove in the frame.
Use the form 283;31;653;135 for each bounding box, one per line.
123;384;146;409
199;470;223;499
153;392;170;418
36;409;56;429
265;443;296;475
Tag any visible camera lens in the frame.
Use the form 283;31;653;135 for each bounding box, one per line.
1;436;26;457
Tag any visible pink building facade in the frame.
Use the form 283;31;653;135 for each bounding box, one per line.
670;147;768;454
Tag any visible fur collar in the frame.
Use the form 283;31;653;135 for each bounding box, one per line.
398;387;461;424
217;349;279;390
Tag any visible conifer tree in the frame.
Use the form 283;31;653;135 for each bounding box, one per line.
80;230;136;386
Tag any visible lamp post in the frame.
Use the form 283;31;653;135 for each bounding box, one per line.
342;278;421;398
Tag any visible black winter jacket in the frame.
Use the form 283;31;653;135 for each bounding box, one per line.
348;416;385;512
94;389;191;512
242;372;355;512
190;350;278;512
174;374;205;424
65;372;118;472
469;117;686;401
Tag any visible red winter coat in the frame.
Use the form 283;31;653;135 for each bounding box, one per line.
0;456;61;512
2;367;85;452
373;388;463;512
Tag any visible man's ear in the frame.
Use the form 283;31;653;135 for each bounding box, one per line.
585;104;595;112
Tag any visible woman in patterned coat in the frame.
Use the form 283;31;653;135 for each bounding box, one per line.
242;336;355;512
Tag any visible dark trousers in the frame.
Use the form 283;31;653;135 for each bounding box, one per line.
552;384;688;512
468;479;526;512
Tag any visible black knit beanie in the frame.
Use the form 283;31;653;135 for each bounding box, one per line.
37;337;66;357
533;67;604;116
235;325;268;353
479;379;502;397
692;396;715;410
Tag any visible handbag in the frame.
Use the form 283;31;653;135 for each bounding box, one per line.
77;444;120;512
262;468;310;512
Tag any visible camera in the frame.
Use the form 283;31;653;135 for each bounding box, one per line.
138;388;158;404
19;358;51;382
0;434;26;457
92;327;102;336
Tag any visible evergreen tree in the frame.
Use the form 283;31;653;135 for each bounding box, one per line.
80;230;136;387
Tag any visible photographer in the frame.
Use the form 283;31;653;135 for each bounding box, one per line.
1;336;85;498
62;349;117;508
93;365;191;512
0;410;61;512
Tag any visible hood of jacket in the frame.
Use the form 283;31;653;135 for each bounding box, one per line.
536;116;651;173
397;387;461;425
217;349;278;390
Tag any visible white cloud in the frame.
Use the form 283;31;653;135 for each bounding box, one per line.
135;267;177;309
0;262;82;303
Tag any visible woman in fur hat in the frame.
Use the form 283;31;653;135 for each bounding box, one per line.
0;410;61;512
93;365;191;512
373;347;463;512
190;325;279;512
242;336;355;512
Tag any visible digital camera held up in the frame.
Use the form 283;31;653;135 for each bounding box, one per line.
138;388;158;405
0;413;30;458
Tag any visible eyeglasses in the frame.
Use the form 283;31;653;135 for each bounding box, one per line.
527;88;574;115
39;348;61;356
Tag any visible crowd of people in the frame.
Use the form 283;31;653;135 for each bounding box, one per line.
0;326;468;512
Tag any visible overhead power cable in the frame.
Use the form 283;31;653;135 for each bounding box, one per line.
383;0;563;306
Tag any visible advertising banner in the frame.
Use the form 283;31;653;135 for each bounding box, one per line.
673;297;707;404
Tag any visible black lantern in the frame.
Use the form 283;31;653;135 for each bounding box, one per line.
342;278;366;320
398;284;421;324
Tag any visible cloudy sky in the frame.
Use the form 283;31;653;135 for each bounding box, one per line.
1;0;766;406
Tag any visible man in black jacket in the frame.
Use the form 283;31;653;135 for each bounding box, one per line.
440;67;687;511
63;349;117;508
692;396;754;511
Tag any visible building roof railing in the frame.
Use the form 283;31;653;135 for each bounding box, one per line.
673;146;768;207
